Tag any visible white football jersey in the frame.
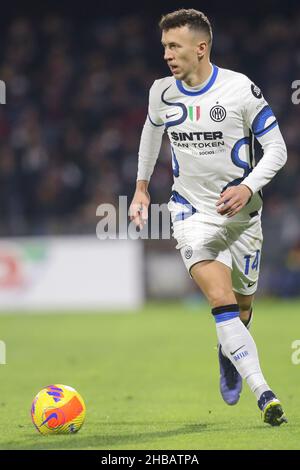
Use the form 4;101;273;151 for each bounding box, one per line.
137;64;287;222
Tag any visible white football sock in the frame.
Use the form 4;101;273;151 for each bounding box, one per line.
213;304;269;399
220;308;252;356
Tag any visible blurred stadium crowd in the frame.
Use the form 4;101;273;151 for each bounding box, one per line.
1;10;300;294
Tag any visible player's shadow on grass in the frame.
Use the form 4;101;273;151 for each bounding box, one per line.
2;422;210;450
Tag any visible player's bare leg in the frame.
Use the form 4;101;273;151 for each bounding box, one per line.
191;260;287;425
235;292;253;327
191;260;243;405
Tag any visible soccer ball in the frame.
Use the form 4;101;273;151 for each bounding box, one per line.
31;384;86;435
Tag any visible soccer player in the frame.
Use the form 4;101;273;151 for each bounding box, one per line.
129;9;287;426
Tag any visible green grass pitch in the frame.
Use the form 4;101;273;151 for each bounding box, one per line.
0;299;300;450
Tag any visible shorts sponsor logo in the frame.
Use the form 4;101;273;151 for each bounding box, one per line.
248;281;256;287
184;246;193;259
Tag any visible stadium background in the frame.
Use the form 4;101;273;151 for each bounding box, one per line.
0;0;299;301
0;0;300;450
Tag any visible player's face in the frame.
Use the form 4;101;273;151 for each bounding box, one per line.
161;26;206;82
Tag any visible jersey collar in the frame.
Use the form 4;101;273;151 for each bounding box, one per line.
176;64;219;96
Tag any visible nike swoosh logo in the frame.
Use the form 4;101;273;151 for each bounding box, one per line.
230;345;246;355
248;281;256;287
166;112;178;119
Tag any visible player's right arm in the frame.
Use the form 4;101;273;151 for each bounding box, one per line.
129;81;165;228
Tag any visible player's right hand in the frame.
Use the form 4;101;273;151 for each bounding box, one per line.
129;187;150;229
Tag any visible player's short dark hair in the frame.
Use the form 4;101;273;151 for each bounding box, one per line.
159;9;212;47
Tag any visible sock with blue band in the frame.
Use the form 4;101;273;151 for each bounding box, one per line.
212;304;269;399
220;307;253;357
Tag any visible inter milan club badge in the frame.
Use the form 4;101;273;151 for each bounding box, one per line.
184;246;193;260
210;104;226;122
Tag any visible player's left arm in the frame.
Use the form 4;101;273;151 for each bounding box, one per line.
217;78;287;217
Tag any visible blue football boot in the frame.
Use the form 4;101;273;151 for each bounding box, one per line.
218;344;242;405
258;390;288;426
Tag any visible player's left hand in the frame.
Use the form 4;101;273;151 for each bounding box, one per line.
216;184;253;217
